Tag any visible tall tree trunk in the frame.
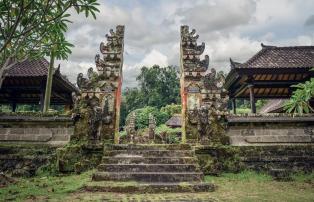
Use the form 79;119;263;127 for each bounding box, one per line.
43;49;55;112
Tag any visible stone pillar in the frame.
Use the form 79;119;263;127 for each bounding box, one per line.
248;85;256;113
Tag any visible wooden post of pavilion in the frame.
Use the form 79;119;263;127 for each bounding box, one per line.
11;102;17;112
232;98;236;114
248;84;256;113
40;80;46;112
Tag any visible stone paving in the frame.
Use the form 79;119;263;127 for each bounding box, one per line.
66;192;217;202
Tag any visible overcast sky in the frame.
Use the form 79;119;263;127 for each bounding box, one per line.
58;0;314;88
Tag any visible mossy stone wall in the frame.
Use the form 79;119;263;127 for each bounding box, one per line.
56;144;103;174
195;145;314;175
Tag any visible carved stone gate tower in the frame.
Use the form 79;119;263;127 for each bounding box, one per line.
74;25;125;144
180;25;228;144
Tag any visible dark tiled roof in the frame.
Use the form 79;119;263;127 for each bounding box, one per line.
6;58;49;77
165;114;182;127
5;58;78;92
231;44;314;69
259;99;287;114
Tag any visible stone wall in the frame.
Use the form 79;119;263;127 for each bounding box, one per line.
226;115;314;146
0;115;74;146
195;145;314;176
0;144;56;177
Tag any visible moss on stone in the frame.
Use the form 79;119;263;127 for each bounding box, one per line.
56;143;103;173
195;145;245;175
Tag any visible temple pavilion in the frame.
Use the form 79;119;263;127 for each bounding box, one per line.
0;58;78;112
225;44;314;113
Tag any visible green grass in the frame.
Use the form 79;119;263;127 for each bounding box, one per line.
0;171;93;202
205;170;273;182
205;171;314;202
291;171;314;183
1;170;313;201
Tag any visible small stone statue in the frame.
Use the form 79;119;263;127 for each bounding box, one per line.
71;92;81;122
89;106;102;143
148;113;156;141
197;105;213;144
126;112;136;144
102;98;112;124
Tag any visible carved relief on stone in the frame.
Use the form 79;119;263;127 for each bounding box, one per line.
101;95;114;124
181;25;209;75
187;93;200;110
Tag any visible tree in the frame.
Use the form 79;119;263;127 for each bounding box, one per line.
136;65;180;108
0;0;100;86
125;106;169;129
284;77;314;114
0;0;100;111
120;65;181;127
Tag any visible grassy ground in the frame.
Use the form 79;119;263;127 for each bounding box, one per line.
0;170;313;201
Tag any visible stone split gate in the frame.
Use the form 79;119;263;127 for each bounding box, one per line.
73;25;228;145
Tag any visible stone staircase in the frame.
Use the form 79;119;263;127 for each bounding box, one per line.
85;144;215;193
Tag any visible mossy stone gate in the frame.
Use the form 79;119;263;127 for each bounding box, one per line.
179;25;229;144
74;25;124;144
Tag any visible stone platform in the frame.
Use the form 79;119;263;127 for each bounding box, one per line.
88;144;215;193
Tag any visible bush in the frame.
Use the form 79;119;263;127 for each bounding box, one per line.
160;104;181;117
126;106;170;129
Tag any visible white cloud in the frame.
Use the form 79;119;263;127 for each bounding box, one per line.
135;49;169;68
56;0;314;88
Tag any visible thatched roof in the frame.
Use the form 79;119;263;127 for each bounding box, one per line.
165;114;182;128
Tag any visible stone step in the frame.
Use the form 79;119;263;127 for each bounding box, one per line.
92;172;204;182
104;150;194;157
84;181;215;193
268;168;291;181
104;144;192;151
97;164;200;172
242;155;314;162
102;156;198;164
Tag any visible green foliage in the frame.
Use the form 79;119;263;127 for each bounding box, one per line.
0;104;11;112
121;65;180;126
136;65;180;108
284;77;314;114
160;104;181;117
256;99;268;110
232;108;251;114
155;124;182;134
126;106;169;129
0;0;100;67
155;124;181;144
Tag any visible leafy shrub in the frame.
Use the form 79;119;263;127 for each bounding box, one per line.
160;104;181;117
284;77;314;114
126;106;170;129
